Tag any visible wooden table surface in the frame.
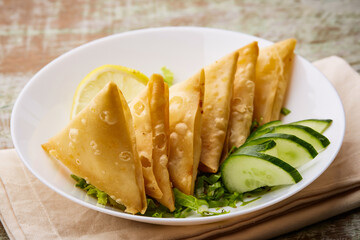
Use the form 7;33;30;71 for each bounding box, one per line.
1;0;359;239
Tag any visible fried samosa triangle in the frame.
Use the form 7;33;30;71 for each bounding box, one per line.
148;74;175;211
130;74;175;211
168;70;205;195
253;38;297;125
129;82;163;200
222;42;259;159
42;82;147;214
199;51;238;173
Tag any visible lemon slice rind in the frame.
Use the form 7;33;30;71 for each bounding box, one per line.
70;65;148;119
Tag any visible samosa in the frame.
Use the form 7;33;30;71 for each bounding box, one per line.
129;79;163;200
168;70;205;195
199;51;238;173
148;74;175;211
42;82;147;214
222;42;259;159
131;74;175;211
253;39;297;125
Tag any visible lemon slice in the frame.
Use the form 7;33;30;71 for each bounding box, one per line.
70;65;149;119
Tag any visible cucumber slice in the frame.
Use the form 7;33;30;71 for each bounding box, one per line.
241;133;318;168
278;125;329;150
255;120;282;132
221;153;302;193
251;125;330;152
236;140;277;154
290;119;332;133
247;120;282;142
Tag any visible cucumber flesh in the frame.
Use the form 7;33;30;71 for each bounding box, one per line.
242;133;318;168
290;119;332;134
221;153;302;193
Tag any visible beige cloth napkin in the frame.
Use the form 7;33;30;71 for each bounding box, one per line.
1;56;360;240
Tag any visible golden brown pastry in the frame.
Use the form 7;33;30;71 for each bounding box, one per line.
199;51;238;173
148;74;175;211
168;70;205;195
129;81;163;200
222;42;259;160
42;82;147;214
253;39;297;125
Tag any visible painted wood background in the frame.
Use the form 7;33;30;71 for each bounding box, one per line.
1;0;359;239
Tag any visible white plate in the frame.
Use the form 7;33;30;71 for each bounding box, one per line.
11;27;345;225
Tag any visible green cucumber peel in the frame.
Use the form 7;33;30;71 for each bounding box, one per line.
247;120;282;141
244;133;318;158
233;140;277;155
248;124;330;150
282;124;330;147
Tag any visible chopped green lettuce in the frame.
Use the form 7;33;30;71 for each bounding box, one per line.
142;199;171;218
71;172;266;218
194;172;244;209
174;205;192;218
174;188;207;211
281;107;291;116
250;119;260;133
71;174;108;205
161;66;174;86
173;188;229;217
